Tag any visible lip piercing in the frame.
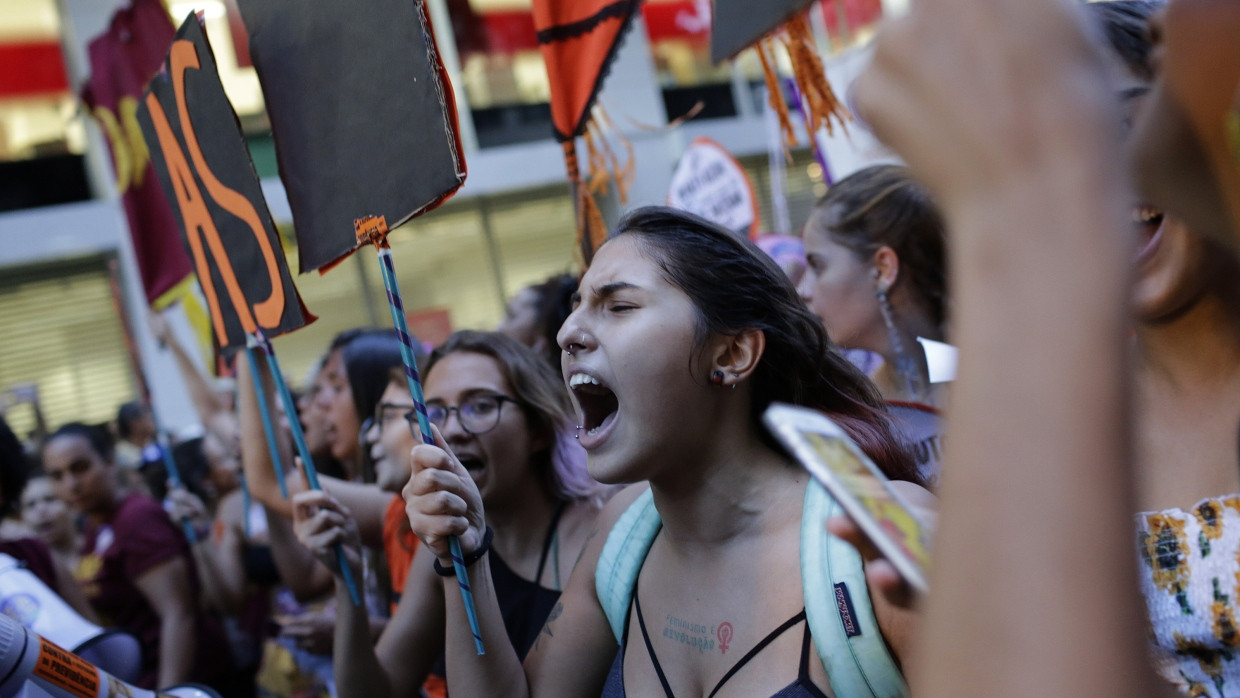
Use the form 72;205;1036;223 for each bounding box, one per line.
574;424;583;440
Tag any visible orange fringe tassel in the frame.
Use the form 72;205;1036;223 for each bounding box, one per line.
782;14;850;138
757;38;796;157
562;139;608;267
593;107;635;204
562;104;635;269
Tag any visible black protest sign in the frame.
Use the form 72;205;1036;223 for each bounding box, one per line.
237;0;467;273
711;0;814;63
137;15;312;355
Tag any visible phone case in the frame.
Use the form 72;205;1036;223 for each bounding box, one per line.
764;403;931;593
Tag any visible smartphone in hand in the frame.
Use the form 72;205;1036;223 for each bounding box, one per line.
764;403;931;593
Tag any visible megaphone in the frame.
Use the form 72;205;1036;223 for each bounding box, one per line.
0;554;140;683
0;613;218;698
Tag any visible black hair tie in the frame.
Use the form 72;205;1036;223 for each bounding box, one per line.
433;526;494;577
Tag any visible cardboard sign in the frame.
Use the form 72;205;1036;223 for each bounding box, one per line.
711;0;813;63
533;0;641;140
237;0;467;272
137;16;312;355
667;137;759;237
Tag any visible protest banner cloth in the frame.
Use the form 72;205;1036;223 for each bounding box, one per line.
82;0;190;306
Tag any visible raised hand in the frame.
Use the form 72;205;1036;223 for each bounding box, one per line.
854;0;1123;219
148;311;174;348
402;423;486;566
291;490;362;578
278;610;336;655
165;485;211;539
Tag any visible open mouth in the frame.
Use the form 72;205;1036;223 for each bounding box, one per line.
1134;205;1165;260
457;454;486;473
568;372;619;438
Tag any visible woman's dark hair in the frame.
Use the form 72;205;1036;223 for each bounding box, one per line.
43;423;115;463
614;206;918;482
811;165;948;330
0;418;31;516
116;401;146;440
1086;0;1162;82
425;330;599;501
533;274;579;368
341;330;411;430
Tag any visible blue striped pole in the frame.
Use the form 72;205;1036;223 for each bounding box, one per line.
158;432;198;544
256;334;362;607
376;245;485;656
244;343;288;499
240;473;252;539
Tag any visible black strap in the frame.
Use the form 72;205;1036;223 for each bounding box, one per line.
535;502;567;584
797;618;813;680
705;609;808;698
634;593;677;698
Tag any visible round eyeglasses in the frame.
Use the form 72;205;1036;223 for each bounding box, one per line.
418;394;515;436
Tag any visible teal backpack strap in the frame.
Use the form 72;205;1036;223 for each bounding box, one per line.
595;489;662;642
802;481;908;697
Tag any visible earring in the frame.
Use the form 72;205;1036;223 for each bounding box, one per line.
876;285;926;401
710;370;725;385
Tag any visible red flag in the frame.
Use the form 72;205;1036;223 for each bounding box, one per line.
532;0;639;142
81;0;193;305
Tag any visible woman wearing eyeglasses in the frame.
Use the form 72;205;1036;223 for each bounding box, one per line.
289;330;606;698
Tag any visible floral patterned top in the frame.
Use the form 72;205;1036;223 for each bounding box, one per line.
1138;496;1240;697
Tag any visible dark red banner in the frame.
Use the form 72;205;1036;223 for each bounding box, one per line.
81;0;192;304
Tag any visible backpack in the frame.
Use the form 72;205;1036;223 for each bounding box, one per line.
595;482;907;697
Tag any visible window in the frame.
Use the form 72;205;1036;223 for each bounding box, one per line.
0;257;136;437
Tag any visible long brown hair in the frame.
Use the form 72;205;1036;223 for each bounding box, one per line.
615;207;919;483
425;331;600;501
812;165;948;331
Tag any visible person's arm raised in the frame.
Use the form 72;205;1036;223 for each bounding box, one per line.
150;311;228;426
236;350;389;546
237;350;303;516
855;0;1153;695
403;425;627;697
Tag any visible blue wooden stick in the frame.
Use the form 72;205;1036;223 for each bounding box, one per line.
376;245;485;656
157;430;198;544
240;473;252;540
256;334;362;607
244;344;289;498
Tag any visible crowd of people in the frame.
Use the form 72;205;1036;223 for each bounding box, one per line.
0;0;1236;694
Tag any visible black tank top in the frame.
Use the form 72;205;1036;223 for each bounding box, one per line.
600;592;829;698
490;502;566;660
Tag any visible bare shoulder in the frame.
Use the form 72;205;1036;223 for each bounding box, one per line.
557;483;648;585
889;480;937;517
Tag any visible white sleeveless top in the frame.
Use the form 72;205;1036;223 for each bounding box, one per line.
1137;495;1240;696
